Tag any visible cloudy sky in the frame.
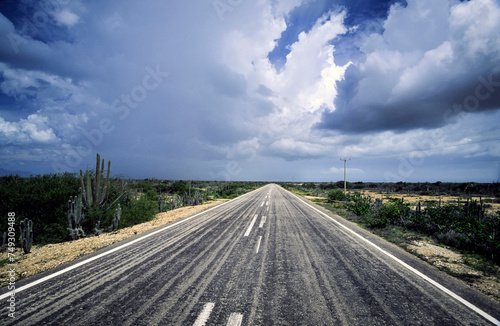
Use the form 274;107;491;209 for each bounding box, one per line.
0;0;499;182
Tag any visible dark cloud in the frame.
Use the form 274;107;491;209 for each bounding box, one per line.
318;70;500;133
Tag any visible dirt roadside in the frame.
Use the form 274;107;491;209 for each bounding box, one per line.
405;239;500;302
0;199;228;288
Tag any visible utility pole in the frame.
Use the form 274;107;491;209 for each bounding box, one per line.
340;158;351;194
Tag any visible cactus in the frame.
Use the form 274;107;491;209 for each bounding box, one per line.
193;190;200;206
80;153;111;209
108;204;121;232
68;190;85;240
19;218;33;254
94;221;102;236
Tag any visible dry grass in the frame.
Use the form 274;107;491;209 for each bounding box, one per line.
359;190;500;213
0;199;228;288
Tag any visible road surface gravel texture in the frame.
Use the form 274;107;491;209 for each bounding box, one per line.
2;184;499;325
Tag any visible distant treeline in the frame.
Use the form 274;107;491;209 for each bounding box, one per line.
281;181;500;197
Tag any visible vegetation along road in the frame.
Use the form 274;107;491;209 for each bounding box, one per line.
1;184;499;325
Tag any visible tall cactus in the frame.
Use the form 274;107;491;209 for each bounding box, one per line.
68;190;85;240
19;218;33;254
80;153;111;209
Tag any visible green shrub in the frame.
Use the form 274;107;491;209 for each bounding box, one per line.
435;229;470;249
171;180;189;194
327;189;345;202
120;196;157;228
138;180;155;193
144;189;159;201
378;199;411;225
332;190;500;263
346;193;372;216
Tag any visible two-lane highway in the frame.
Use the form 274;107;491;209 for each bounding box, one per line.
2;184;499;325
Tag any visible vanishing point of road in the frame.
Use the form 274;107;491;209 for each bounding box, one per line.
1;184;499;325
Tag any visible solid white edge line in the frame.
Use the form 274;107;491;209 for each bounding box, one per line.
255;236;262;254
244;214;258;237
289;191;500;325
193;302;215;326
0;187;265;301
226;312;243;326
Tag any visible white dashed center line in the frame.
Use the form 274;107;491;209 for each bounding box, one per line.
193;302;215;326
255;236;262;253
226;313;243;326
244;214;258;237
259;216;266;228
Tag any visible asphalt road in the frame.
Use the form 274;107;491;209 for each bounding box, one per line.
2;184;500;325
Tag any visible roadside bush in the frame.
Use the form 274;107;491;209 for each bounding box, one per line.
144;189;159;201
327;189;345;202
346;193;372;217
338;191;500;263
120;196;158;228
411;204;500;262
435;229;470;249
378;198;411;226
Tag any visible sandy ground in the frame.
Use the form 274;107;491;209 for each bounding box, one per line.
406;240;500;301
0;199;228;288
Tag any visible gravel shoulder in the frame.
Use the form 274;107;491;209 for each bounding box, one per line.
405;239;500;302
0;199;228;288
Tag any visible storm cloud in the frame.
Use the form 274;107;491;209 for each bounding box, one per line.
317;0;500;133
